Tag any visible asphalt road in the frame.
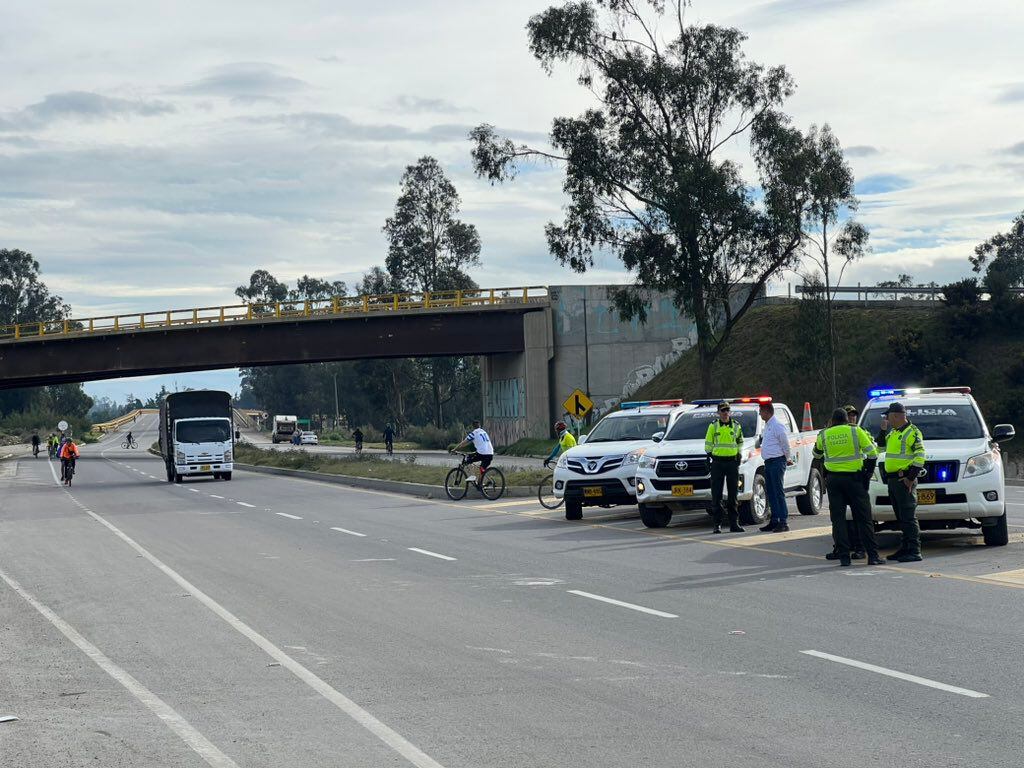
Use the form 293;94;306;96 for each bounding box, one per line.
2;413;1023;767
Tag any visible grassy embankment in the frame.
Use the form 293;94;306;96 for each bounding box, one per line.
234;442;549;487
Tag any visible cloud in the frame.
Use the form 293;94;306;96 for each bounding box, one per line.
995;83;1024;104
741;0;881;25
174;63;307;104
0;91;175;132
1001;141;1024;156
856;173;912;195
845;145;880;158
393;94;465;114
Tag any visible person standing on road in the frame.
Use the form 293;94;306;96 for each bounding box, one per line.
543;421;577;468
877;401;926;562
814;408;883;567
706;402;744;534
757;401;792;533
826;405;867;560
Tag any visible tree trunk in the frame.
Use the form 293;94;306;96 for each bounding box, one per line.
431;360;442;427
823;219;838;406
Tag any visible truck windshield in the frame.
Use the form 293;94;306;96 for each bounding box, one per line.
862;404;983;440
586;413;671;443
176;420;231;443
666;408;759;441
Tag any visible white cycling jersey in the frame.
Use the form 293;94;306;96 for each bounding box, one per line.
466;428;494;455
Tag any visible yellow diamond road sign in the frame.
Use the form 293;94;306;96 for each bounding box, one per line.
563;389;594;419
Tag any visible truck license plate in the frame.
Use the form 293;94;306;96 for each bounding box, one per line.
584;486;603;498
200;464;211;472
918;489;936;505
672;485;694;497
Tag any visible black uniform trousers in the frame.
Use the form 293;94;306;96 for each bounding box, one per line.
827;472;878;558
887;477;921;556
709;455;740;526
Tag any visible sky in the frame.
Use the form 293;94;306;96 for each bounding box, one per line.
2;0;1023;402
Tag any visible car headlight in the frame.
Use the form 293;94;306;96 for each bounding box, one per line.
223;450;232;463
625;449;646;465
965;451;997;477
556;454;568;469
638;454;656;469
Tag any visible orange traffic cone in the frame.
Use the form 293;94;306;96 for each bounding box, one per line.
801;402;814;432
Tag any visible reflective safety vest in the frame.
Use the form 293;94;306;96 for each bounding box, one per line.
884;422;926;474
705;420;743;457
558;431;577;452
813;424;877;473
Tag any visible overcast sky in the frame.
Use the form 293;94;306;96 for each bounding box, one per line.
3;0;1023;400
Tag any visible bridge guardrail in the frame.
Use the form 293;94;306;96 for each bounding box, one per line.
92;408;158;433
0;286;550;343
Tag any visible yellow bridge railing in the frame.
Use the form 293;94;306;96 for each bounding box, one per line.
0;286;549;343
92;408;158;434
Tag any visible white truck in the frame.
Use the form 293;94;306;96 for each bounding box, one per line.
271;415;298;444
860;386;1015;546
553;400;693;521
159;390;237;483
633;397;824;528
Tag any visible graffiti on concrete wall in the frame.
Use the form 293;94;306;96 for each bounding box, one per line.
484;377;528;445
593;331;698;417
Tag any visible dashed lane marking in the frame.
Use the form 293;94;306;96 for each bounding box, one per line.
331;527;367;537
977;567;1024;586
801;650;988;698
236;502;255;508
567;590;678;619
275;512;303;520
407;547;456;561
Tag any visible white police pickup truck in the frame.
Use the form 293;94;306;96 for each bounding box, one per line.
633;397;824;528
553;400;692;521
860;387;1015;546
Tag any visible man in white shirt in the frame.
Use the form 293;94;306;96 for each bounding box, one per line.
758;401;792;533
453;420;495;479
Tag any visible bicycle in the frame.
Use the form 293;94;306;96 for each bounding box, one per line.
445;452;505;501
121;437;138;450
32;443;40;458
62;459;75;486
385;440;394;457
537;467;563;510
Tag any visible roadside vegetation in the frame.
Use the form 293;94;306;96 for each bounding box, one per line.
234;443;548;487
496;437;557;458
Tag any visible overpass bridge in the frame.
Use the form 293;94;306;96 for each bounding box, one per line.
1;284;728;441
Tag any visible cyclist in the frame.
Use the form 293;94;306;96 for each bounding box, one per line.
31;431;41;457
383;424;395;455
60;436;80;485
125;430;135;448
543;421;577;468
352;427;364;453
452;420;494;481
48;433;59;459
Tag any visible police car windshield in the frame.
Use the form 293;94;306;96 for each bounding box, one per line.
666;408;759;440
863;404;983;440
586;413;671;443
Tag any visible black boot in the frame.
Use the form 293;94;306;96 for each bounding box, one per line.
851;550;866;560
885;549;907;562
712;525;722;534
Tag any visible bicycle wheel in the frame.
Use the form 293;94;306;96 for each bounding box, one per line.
445;467;469;500
480;467;506;500
537;473;563;509
121;441;129;449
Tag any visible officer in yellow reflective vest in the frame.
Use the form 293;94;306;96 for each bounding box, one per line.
705;401;745;534
814;408;883;566
878;401;927;562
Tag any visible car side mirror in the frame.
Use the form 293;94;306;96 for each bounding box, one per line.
754;435;763;449
234;430;240;440
992;424;1015;443
651;431;665;443
577;434;588;445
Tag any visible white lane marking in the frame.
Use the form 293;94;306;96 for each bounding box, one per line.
0;565;240;768
189;489;200;493
46;465;447;768
407;547;456;561
236;502;255;508
209;495;224;500
800;650;989;698
276;512;303;520
566;590;678;619
352;558;397;562
331;527;367;537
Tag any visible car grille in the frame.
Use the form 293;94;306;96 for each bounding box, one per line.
654;455;710;479
566;456;624;474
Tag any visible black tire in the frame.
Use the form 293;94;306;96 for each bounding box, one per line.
639;503;672;528
738;472;769;525
173;472;183;484
982;509;1009;546
797;465;824;516
212;472;221;480
565;498;583;520
445;467;468;500
223;472;232;481
538;473;563;510
480;467;506;500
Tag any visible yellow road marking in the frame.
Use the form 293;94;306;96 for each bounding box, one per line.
977;567;1024;586
477;499;542;509
726;526;833;547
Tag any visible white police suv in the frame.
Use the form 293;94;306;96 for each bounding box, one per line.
633;397;824;528
860;387;1015;546
553;400;693;521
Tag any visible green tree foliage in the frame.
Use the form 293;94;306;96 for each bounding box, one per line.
470;0;856;394
970;209;1024;298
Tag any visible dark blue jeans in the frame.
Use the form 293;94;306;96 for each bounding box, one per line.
763;456;788;523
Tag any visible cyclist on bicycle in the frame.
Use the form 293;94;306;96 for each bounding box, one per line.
31;432;41;457
383;423;395;454
452;420;494;480
125;430;134;447
48;433;59;459
60;436;80;484
352;427;364;452
543;421;577;468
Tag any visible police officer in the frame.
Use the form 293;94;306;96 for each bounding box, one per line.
814;408;883;566
705;401;744;534
826;405;867;560
877;401;926;562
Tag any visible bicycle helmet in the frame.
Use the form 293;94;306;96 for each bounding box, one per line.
554;420;567;433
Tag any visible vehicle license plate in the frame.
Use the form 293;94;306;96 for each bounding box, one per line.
584;486;603;498
672;485;694;497
917;489;936;505
200;464;211;472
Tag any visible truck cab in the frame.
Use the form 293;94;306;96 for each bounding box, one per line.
633;397;824;528
860;386;1015;546
553;400;692;521
160;391;236;483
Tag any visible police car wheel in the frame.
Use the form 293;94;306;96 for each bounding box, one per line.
982;509;1009;547
739;473;769;525
565;499;583;521
639;503;672;528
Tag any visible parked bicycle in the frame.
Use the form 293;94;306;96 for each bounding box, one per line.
537;471;563;510
445;452;506;501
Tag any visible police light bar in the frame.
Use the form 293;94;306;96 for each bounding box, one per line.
619;399;686;409
868;386;971;398
690;396;772;406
